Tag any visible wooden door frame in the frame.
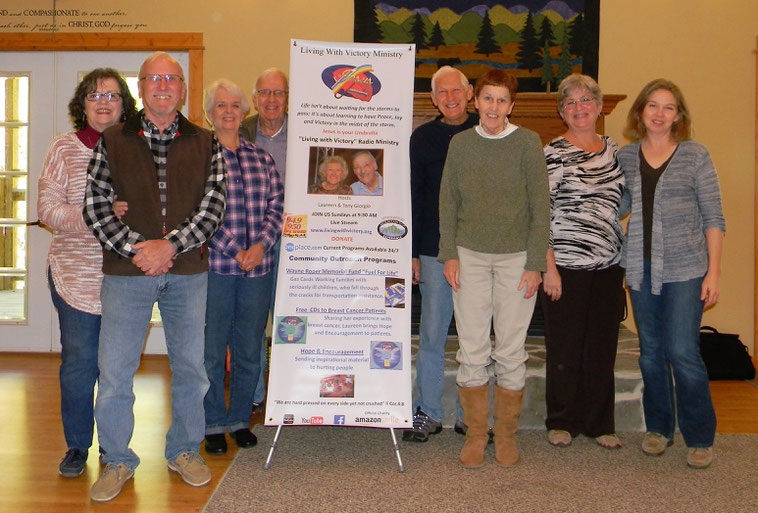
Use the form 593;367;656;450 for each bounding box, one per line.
754;36;758;368
0;33;204;124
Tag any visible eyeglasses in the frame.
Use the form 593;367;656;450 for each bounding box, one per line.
139;74;184;83
85;92;122;102
562;96;595;110
255;89;287;98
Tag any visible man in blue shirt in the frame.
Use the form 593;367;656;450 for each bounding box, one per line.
350;151;383;195
239;68;289;411
404;66;477;443
240;68;287;184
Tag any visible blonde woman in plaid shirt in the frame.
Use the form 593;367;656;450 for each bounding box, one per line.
201;79;284;456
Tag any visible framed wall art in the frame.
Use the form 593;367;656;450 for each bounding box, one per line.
354;0;599;92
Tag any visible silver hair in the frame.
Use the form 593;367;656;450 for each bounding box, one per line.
556;73;603;111
431;66;469;95
203;79;250;125
352;150;377;166
254;67;289;95
318;155;349;181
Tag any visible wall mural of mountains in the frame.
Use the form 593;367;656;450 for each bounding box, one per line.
354;0;599;92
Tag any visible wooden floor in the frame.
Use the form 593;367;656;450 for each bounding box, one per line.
1;353;757;513
0;354;263;513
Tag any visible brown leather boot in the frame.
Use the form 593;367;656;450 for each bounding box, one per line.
493;385;524;467
458;384;490;469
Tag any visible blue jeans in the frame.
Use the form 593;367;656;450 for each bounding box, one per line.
204;271;273;434
49;269;101;450
629;260;716;448
95;273;210;470
413;255;455;423
253;239;280;405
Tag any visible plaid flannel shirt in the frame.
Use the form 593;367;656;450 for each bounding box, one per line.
209;137;284;277
84;113;226;258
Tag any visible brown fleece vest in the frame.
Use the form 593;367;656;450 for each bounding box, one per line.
100;114;214;276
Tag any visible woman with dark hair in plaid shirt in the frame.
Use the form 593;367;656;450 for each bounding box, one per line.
201;79;284;455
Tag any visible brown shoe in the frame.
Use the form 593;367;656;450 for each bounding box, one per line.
457;384;490;469
641;432;673;456
493;386;523;467
168;452;211;487
687;447;713;469
90;463;134;503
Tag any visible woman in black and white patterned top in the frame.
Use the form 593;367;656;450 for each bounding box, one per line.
540;74;626;450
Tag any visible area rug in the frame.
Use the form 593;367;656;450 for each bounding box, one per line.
203;427;758;513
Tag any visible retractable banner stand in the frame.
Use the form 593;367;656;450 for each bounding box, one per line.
265;40;415;433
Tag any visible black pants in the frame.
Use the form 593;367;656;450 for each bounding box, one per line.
539;264;625;437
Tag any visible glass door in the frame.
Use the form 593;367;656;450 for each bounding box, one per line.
1;53;54;351
0;51;189;353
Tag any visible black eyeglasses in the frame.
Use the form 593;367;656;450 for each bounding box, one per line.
85;92;122;102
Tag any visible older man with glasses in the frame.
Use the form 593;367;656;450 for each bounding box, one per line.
84;51;226;502
405;66;478;443
239;68;289;413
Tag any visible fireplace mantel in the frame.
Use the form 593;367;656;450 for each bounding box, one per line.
413;92;627;144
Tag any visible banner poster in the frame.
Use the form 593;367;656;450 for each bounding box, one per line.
265;40;416;429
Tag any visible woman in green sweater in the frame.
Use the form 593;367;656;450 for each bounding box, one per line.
439;69;550;469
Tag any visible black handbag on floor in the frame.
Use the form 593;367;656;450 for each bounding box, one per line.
699;326;756;380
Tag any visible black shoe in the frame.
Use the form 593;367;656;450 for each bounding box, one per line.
232;428;258;448
204;433;227;455
402;407;442;442
59;448;88;478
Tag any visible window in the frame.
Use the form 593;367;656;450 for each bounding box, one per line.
0;73;142;323
0;75;29;321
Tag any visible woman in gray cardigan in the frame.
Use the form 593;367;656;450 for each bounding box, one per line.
618;79;725;470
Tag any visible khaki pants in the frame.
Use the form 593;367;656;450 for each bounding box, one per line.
453;247;535;390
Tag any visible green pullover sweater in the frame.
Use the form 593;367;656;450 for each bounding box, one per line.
438;126;549;271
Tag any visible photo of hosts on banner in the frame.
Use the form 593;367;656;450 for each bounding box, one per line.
307;146;384;196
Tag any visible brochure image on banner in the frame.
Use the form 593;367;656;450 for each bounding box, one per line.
266;40;415;429
384;278;405;308
274;316;307;344
370;341;402;370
